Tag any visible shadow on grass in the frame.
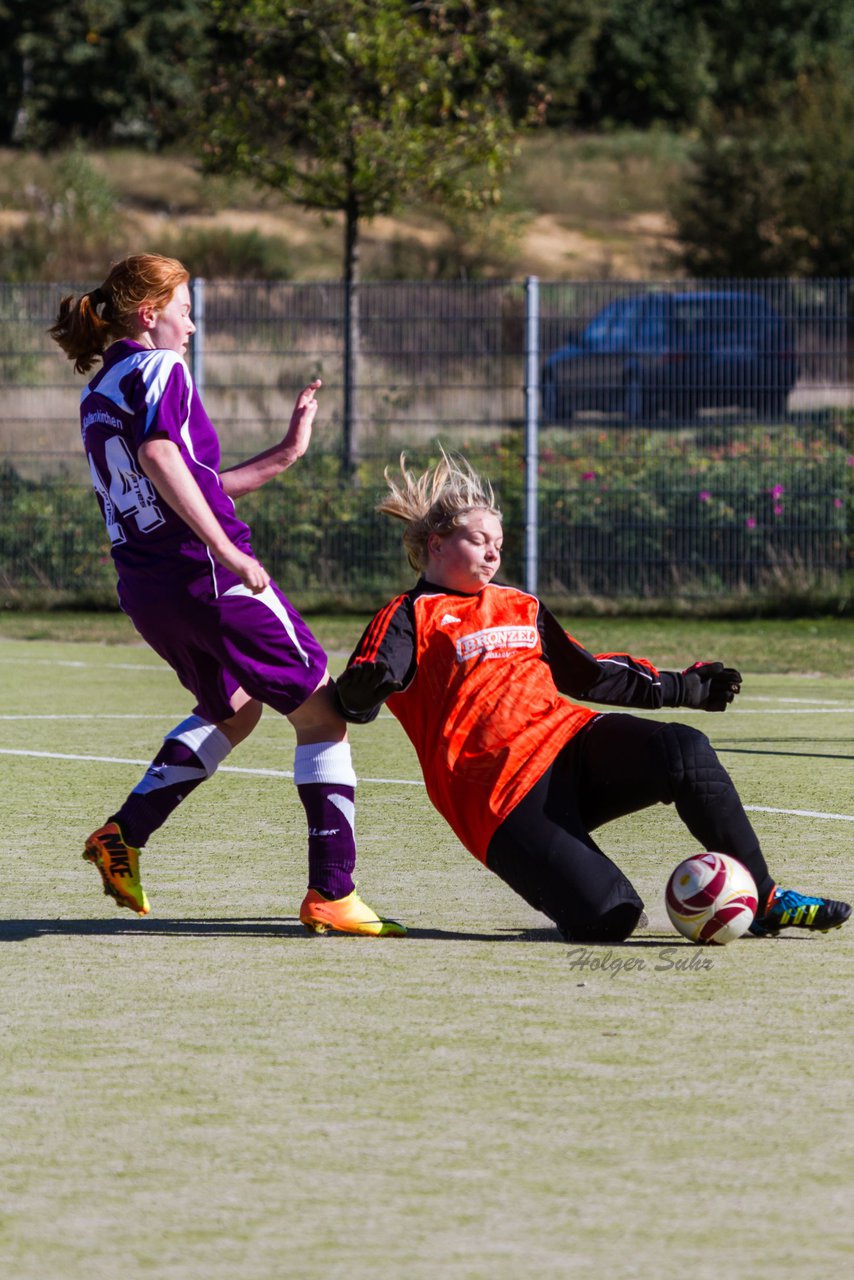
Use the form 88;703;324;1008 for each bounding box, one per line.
0;918;563;943
0;917;310;941
0;918;795;945
719;746;854;761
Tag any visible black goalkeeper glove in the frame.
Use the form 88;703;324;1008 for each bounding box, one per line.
335;660;404;717
679;661;742;712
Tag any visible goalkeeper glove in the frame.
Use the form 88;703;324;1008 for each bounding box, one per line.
335;661;404;717
679;661;742;712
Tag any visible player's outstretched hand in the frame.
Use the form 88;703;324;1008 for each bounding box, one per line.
681;661;742;712
282;378;322;461
336;661;404;716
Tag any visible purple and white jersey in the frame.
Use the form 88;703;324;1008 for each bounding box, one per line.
81;339;253;592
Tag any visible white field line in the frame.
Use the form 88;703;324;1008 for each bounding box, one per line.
0;714;176;720
0;651;351;665
745;804;854;822
0;657;170;672
2;657;852;698
743;696;850;705
3;706;854;722
0;746;422;787
638;708;854;714
0;711;400;722
0;747;850;818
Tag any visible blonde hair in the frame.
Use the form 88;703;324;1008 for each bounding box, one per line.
48;253;189;374
378;449;501;572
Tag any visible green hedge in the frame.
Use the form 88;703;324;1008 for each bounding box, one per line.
1;418;850;609
532;421;851;595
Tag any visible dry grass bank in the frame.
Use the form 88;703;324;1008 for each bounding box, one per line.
0;129;691;282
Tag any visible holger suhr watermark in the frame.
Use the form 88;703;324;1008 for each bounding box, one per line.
566;946;715;976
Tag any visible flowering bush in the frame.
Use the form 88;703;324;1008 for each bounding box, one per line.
524;420;851;595
1;416;850;606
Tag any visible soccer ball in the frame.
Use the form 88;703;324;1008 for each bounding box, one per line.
665;852;758;945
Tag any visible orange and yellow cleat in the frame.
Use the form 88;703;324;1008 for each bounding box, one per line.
299;887;406;937
83;822;151;915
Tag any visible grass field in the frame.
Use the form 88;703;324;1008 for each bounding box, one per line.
1;618;852;1279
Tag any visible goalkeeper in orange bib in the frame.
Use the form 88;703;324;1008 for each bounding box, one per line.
334;451;850;943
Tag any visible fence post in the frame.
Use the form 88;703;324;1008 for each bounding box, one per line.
190;277;206;398
524;276;540;596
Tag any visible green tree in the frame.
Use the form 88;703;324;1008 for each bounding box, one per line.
502;0;609;126
673;57;854;277
0;1;22;143
701;0;853;117
572;0;853;129
4;0;212;147
577;0;714;127
200;0;542;464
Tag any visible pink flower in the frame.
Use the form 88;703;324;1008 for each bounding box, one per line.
745;517;757;529
582;471;597;482
698;490;711;503
769;483;785;499
834;498;844;508
773;504;784;516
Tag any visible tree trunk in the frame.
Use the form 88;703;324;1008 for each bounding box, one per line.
342;194;360;472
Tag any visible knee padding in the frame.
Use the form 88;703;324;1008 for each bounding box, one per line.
564;902;645;944
649;721;732;804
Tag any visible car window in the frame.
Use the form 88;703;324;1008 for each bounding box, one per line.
577;293;778;354
584;298;644;350
584;302;625;346
669;296;772;350
636;316;667;347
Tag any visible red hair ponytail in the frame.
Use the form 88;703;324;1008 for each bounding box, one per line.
49;253;189;375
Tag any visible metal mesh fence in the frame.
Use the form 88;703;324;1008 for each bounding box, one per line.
1;278;850;605
193;279;527;455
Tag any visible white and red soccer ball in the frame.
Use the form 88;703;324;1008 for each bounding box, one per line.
665;852;758;944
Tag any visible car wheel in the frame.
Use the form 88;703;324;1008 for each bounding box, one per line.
542;382;573;424
623;376;648;423
670;390;698;421
757;389;787;419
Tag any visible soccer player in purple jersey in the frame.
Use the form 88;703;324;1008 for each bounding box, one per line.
49;253;404;936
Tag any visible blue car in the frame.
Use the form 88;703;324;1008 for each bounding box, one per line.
541;290;798;423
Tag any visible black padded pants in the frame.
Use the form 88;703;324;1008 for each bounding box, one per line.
486;713;772;942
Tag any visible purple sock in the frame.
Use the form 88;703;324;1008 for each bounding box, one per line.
112;738;209;848
297;782;356;900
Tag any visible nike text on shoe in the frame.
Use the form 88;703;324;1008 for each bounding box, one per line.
299;887;406;937
750;886;851;937
83;822;151;915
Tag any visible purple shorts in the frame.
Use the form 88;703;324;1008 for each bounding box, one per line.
122;577;328;723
